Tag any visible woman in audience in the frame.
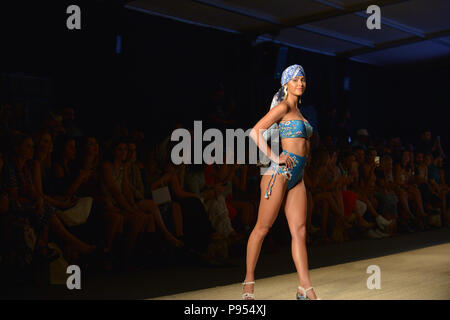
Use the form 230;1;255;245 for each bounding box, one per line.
425;152;450;225
100;138;150;269
394;150;428;229
74;136;123;269
32;134;96;261
210;153;255;235
415;152;443;216
125;139;184;247
372;170;399;234
8;133;95;264
32;131;53;192
305;149;343;242
144;143;218;259
380;154;417;232
354;166;395;236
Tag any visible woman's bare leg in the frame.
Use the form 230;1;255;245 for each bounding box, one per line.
284;179;317;300
243;172;287;297
122;211;146;266
103;211;123;251
49;215;95;254
137;199;183;247
171;202;183;237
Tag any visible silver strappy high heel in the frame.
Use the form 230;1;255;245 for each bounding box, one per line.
296;286;321;300
242;281;255;300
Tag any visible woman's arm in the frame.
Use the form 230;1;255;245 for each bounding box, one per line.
65;167;91;198
121;165;136;206
102;162;135;212
249;103;289;163
393;163;404;187
169;171;200;199
31;160;71;209
150;172;172;191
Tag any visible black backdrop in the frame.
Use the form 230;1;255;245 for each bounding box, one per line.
1;0;449;148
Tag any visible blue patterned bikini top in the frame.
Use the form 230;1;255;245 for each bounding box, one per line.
279;119;313;139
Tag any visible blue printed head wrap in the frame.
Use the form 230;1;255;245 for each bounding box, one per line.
281;64;305;86
271;64;305;109
263;64;306;142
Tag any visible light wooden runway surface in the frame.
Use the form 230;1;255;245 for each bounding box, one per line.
151;243;450;300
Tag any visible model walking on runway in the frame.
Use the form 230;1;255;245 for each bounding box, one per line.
242;64;320;300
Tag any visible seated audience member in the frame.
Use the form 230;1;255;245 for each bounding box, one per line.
425;151;450;225
48;135;94;216
418;131;445;158
415;152;443;215
32;134;99;264
144;144;221;261
72;136;123;269
202;160;245;243
100;138;152;269
343;160;377;234
394;150;428;229
307;148;352;242
183;160;243;245
5;133;95;268
211;150;255;234
355;167;396;237
124;139;184;248
380;154;417;232
372;170;399;234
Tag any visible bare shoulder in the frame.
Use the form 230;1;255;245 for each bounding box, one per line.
272;101;289;113
266;101;289;120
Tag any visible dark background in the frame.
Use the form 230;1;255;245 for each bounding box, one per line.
1;0;449;147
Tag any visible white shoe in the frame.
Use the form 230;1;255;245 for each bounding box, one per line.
374;228;390;238
296;286;321;300
366;229;383;239
376;215;392;232
242;281;255;300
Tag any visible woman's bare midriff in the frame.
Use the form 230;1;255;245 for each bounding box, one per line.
281;137;310;157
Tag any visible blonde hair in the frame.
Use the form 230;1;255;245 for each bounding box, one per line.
282;85;288;101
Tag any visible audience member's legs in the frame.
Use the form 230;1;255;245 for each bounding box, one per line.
171;202;183;238
102;211;123;252
49;215;96;254
137;199;183;247
407;186;427;217
122;211;146;267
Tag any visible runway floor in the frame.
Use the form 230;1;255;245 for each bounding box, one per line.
152;243;450;300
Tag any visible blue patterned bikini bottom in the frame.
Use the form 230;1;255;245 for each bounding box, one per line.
264;150;308;199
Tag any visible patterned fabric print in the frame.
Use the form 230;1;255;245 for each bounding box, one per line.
264;150;307;199
277;151;301;180
279;120;313;139
281;64;305;86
